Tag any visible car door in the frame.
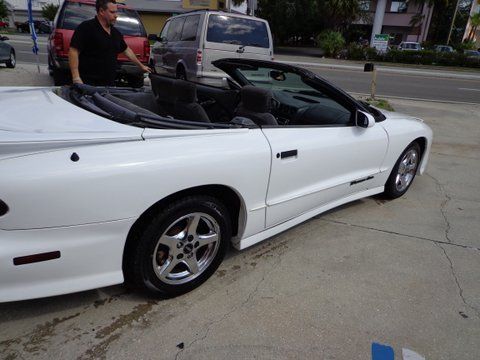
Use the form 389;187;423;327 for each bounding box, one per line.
263;120;387;227
213;59;388;228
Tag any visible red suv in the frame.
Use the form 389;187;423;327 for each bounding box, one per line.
48;0;150;87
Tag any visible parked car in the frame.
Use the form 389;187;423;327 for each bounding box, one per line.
434;45;454;53
48;0;150;87
150;10;274;86
464;49;480;64
0;59;432;302
0;20;9;28
15;20;50;33
0;35;15;68
398;42;422;51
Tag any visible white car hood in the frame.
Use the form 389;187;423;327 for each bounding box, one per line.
0;87;144;160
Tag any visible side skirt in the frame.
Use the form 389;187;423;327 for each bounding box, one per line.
233;186;384;250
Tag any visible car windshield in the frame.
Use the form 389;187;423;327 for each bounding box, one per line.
405;43;420;49
206;15;269;48
61;2;146;36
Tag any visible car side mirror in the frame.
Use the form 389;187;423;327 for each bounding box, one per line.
221;77;229;89
148;34;159;42
356;110;375;128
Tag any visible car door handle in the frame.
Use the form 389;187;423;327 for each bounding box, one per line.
277;150;298;159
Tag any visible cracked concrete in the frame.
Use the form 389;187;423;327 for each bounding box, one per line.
0;99;479;359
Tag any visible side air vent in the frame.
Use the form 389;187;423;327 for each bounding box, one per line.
0;199;9;217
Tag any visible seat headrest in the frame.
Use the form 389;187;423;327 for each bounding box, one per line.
240;86;272;113
175;80;197;103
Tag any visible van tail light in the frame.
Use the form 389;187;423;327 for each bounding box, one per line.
143;40;150;62
54;31;64;53
196;49;203;66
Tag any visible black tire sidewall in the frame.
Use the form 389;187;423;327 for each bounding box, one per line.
131;196;231;297
384;141;421;199
6;51;15;68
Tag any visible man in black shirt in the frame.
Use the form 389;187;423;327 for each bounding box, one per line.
68;0;150;86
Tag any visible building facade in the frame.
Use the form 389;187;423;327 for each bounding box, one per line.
359;0;435;45
5;0;60;25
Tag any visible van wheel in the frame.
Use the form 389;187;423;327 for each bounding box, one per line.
176;67;187;81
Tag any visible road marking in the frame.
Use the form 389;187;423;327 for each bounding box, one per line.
8;40;48;45
402;348;425;360
278;60;480;80
349;91;480;105
18;51;47;56
458;87;480;92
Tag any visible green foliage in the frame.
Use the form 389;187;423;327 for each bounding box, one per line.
455;40;476;51
0;0;8;19
365;98;395;111
41;3;59;21
345;44;479;68
316;30;345;57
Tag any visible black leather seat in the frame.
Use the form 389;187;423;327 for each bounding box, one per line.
234;86;277;126
149;74;176;116
172;80;210;123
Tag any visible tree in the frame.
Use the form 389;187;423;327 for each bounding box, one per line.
409;13;425;42
319;0;364;32
41;3;59;21
0;0;8;20
466;12;480;41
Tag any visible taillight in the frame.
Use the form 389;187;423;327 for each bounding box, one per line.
54;31;63;52
196;49;203;66
143;40;150;61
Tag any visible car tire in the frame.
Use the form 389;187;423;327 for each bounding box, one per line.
6;50;15;68
125;196;231;297
53;68;70;86
384;141;422;199
176;66;187;81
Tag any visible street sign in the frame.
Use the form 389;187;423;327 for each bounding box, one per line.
372;34;389;53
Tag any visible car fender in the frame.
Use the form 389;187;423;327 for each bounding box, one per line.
379;112;433;176
0;128;271;236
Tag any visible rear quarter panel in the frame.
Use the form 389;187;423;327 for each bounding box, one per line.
0;129;271;237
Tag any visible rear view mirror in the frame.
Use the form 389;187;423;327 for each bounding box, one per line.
356;110;375;128
269;70;286;81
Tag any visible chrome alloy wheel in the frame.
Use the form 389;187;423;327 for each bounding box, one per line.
152;212;221;285
395;148;419;192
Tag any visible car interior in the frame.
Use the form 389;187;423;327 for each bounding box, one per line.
65;67;383;129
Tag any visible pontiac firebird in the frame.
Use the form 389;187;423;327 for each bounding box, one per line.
0;59;432;302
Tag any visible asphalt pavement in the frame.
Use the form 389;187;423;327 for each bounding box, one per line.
2;33;480;104
0;47;479;360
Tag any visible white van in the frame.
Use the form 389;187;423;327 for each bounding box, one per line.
150;10;274;86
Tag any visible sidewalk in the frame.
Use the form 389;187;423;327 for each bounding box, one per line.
0;63;51;86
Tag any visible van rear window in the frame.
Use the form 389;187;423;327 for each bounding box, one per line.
60;2;146;37
206;15;269;48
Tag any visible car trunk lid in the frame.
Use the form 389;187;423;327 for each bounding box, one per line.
0;87;143;160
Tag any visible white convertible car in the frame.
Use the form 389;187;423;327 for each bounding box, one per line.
0;59;432;302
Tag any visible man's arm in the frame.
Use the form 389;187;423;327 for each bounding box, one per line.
68;47;82;84
123;47;151;73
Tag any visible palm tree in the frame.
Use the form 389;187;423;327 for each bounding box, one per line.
467;12;480;41
410;13;426;42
